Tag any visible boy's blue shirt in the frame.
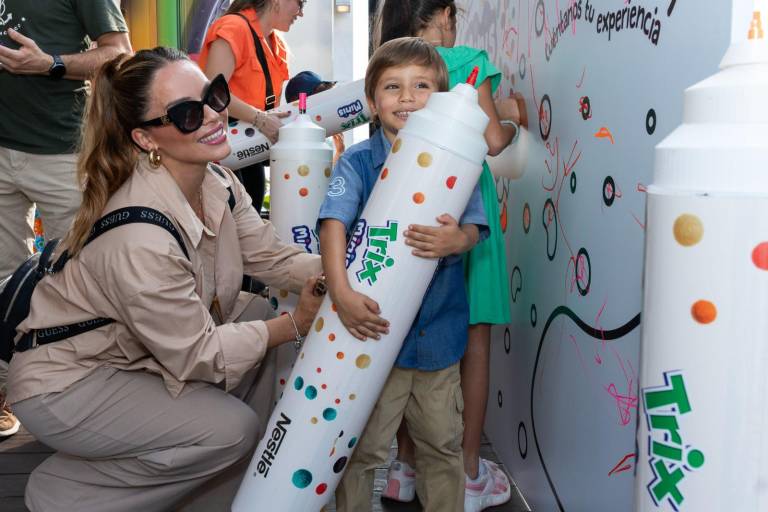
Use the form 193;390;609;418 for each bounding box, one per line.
318;128;488;371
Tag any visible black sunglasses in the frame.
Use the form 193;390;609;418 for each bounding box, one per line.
140;74;230;134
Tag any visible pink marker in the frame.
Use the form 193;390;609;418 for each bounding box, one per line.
299;92;307;114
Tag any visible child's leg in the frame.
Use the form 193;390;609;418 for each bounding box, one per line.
461;323;491;479
404;363;464;512
394;420;416;466
335;367;413;512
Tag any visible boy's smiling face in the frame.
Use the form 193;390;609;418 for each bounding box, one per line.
368;64;441;144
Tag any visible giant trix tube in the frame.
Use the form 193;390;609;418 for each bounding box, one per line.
232;75;489;510
268;94;334;403
635;1;768;510
220;79;370;170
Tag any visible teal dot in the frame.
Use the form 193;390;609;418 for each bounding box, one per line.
687;449;705;469
305;385;317;400
323;408;337;421
348;437;357;449
292;469;312;489
294;376;304;391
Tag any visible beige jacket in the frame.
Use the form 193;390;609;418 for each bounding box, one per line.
8;158;321;403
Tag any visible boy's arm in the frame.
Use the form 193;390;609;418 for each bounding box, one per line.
404;214;479;258
319;219;389;341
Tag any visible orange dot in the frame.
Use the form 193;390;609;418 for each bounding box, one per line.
331;303;338;312
284;173;290;180
752;242;768;270
336;352;345;359
413;192;425;204
328;333;336;341
231;128;239;135
691;300;717;324
299;187;309;197
381;168;389;180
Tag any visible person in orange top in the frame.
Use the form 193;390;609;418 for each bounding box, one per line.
198;0;304;210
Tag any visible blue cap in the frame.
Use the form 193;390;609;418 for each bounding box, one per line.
285;71;336;103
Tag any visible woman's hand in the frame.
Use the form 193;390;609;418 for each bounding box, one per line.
332;286;389;341
255;110;291;144
292;276;326;335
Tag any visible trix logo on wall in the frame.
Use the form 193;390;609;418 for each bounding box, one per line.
642;371;704;509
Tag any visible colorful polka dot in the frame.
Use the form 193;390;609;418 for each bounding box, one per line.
392;138;402;153
328;333;336;341
331;303;338;312
316;115;322;122
752;242;768;270
279;378;286;386
356;354;371;369
417;152;433;167
691;300;717;324
336;352;345;359
413;192;425;204
292;469;313;488
294;376;304;390
315;317;325;331
316;367;322;373
673;214;703;246
335;398;341;404
305;386;318;400
300;352;305;359
323;408;337;421
231;128;239;135
446;176;457;189
687;449;705;469
381;168;389;179
279;289;289;298
315;483;328;495
283;173;290;180
333;456;348;473
299;188;309;197
321;384;327;390
348;437;357;448
324;167;331;178
311;417;318;424
349;393;356;400
298;165;310;177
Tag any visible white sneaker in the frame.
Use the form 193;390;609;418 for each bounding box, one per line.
464;458;512;512
0;394;20;437
381;459;416;502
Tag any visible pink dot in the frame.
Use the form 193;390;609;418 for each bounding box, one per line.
752;242;768;270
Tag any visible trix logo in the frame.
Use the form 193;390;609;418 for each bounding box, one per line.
355;220;397;285
337;99;364;119
642;371;705;510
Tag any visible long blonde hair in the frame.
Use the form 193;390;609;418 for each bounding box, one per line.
63;47;190;256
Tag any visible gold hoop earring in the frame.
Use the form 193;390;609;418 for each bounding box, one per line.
148;148;162;168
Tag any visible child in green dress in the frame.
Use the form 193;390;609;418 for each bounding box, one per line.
376;1;524;511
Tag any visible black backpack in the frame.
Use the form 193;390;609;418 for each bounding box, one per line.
0;206;189;363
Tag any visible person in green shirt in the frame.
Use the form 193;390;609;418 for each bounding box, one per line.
0;0;131;440
376;1;524;511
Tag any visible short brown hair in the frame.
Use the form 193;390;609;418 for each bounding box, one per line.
365;37;449;103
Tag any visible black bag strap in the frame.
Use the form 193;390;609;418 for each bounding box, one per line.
230;12;276;111
16;207;187;353
210;164;237;211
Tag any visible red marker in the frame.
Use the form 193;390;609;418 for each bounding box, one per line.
466;66;479;86
299;92;307;114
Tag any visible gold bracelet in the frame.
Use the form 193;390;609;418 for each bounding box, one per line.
286;312;305;352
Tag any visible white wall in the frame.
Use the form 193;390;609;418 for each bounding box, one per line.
455;0;730;510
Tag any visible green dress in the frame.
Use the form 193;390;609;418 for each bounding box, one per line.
436;46;511;325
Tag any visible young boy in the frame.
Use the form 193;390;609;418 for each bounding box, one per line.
318;37;488;512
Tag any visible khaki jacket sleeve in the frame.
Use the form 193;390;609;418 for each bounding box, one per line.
229;171;323;294
96;232;268;391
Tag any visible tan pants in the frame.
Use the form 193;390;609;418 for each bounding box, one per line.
13;297;276;512
335;364;465;512
0;147;81;280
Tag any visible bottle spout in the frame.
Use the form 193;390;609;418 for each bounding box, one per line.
466;66;479;86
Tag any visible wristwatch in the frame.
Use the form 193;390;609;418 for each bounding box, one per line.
48;54;65;79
